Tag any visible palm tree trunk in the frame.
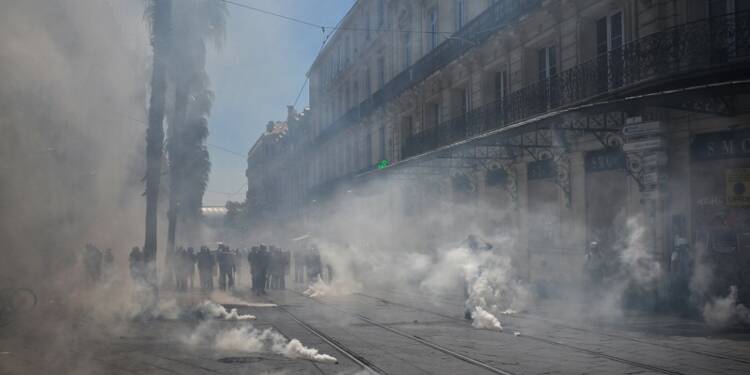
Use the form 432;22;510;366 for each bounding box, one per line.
144;0;172;284
167;81;189;254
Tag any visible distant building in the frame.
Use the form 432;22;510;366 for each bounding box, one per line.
245;106;310;224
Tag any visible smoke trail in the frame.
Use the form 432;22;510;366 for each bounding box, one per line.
702;285;750;328
196;300;256;320
303;277;361;298
185;321;337;363
471;306;503;330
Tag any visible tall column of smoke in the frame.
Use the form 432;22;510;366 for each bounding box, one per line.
0;0;149;295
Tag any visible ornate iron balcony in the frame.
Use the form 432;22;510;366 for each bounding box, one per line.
403;11;750;159
316;0;544;143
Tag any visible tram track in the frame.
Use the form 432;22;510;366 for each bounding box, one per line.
274;291;517;375
296;290;699;375
272;302;387;374
362;288;750;366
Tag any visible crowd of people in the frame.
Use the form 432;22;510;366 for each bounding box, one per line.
82;243;115;284
84;241;328;299
124;243;300;295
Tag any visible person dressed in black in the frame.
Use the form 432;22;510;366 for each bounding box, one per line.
306;245;322;283
84;243;103;285
129;246;144;283
186;247;197;291
197;246;215;291
217;244;235;290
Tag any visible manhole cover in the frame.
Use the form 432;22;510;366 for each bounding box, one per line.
218;356;265;364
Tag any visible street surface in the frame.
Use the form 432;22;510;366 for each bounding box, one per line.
2;287;750;374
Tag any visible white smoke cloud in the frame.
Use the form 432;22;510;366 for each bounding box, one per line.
471;306;503;331
702;285;750;328
184;321;337;364
619;215;662;284
196;300;256;321
304;277;361;298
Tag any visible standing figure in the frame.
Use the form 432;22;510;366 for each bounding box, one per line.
306;246;322;283
248;247;258;294
174;246;188;292
84;244;103;285
293;250;305;283
257;245;270;295
268;247;281;289
233;249;243;288
197;246;215;291
186;247;196;291
217;244;235;290
129;246;144;283
584;240;605;302
280;249;290;290
164;247;177;289
102;248;115;281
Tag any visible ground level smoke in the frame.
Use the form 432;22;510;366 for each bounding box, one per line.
304;278;360;298
196;300;256;320
185;321;337;364
471;306;503;330
703;285;750;328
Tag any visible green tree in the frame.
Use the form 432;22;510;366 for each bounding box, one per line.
166;0;227;250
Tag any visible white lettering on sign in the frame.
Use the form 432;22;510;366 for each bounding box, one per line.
622;122;662;138
642;171;659;185
623;138;664;152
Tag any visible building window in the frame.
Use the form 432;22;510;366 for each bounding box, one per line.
537;46;557;81
366;10;371;40
379;126;386;161
337;44;343;71
596;12;623;55
378;57;386;89
495;70;508;102
596;12;623;89
345;36;350;65
461;89;470;117
378;0;385;27
455;0;465;30
403;32;412;68
428;7;438;50
365;67;371;96
426;102;440;128
402;116;413;140
366;132;373;166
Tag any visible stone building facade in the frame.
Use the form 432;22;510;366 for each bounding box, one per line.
246;0;750;306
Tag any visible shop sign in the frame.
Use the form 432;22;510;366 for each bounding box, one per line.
642;171;660;186
623;138;664;152
642;151;668;168
641;190;660;200
727;168;750;207
585;149;626;172
691;129;750;161
622;122;662;138
527;159;556;180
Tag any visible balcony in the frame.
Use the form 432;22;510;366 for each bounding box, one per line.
316;0;544;143
403;11;750;159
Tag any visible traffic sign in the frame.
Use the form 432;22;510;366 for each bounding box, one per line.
623;138;664;152
623;122;662;138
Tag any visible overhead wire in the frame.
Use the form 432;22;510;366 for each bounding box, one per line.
217;0;457;35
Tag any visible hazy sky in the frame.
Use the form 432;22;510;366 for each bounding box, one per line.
204;0;355;206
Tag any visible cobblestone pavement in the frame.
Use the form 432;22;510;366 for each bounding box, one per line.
2;288;749;374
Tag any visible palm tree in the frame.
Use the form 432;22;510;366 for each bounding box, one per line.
166;0;226;249
144;0;172;281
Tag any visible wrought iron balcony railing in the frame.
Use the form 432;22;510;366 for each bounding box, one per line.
315;0;544;143
402;11;750;159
